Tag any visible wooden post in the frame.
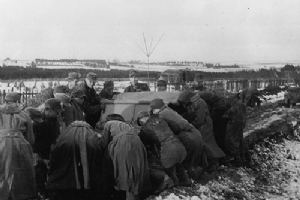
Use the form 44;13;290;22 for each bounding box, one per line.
3;90;6;103
25;91;28;106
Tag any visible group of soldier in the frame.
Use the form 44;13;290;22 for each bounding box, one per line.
0;69;247;200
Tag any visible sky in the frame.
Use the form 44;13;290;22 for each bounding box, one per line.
0;0;300;63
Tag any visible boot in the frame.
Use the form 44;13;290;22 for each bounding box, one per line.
166;166;179;186
188;166;204;180
126;191;138;200
176;164;192;186
232;155;243;167
206;159;220;172
154;174;174;194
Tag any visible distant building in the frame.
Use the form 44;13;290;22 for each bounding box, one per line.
156;61;205;67
35;59;110;69
1;58;35;68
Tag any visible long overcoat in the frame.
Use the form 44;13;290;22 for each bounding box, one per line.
0;103;36;200
140;115;186;169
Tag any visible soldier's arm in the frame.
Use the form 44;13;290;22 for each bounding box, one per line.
26;119;35;146
139;127;160;146
100;123;111;148
160;109;193;134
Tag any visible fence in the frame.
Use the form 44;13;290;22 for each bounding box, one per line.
186;78;291;93
0;90;38;105
0;78;292;105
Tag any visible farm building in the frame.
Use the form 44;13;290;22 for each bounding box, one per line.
1;58;35;68
35;59;110;69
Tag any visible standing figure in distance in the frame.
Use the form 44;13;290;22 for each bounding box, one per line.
79;72;102;128
100;80;115;100
66;72;81;92
156;79;167;92
124;70;150;92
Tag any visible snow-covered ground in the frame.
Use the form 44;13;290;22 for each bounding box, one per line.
148;107;300;200
0;80;155;93
261;91;285;105
37;65;110;71
35;62;300;73
111;62;300;73
111;64;272;73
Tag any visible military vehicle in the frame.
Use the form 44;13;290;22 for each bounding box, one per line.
100;91;181;124
284;87;300;107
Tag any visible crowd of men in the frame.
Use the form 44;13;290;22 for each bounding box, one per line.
0;70;247;200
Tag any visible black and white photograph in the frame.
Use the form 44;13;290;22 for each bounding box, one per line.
0;0;300;199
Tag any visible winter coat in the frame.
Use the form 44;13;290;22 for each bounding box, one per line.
99;88;114;99
61;102;75;127
185;93;225;159
140;115;186;169
101;120;132;148
99;120;133;194
159;106;194;134
0;104;36;200
108;128;149;195
58;99;85;129
70;99;85;122
223;99;246;158
199;91;229;151
158;107;208;168
124;83;150;93
47;121;103;191
78;82;102;128
0;103;34;145
33;118;60;160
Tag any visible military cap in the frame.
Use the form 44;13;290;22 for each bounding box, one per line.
5;92;21;103
177;90;195;103
45;98;62;111
129;69;137;78
86;72;97;81
150;98;165;110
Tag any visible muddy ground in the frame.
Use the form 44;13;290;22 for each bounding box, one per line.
148;104;300;200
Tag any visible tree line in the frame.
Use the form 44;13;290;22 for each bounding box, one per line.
0;65;299;81
0;67;159;80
